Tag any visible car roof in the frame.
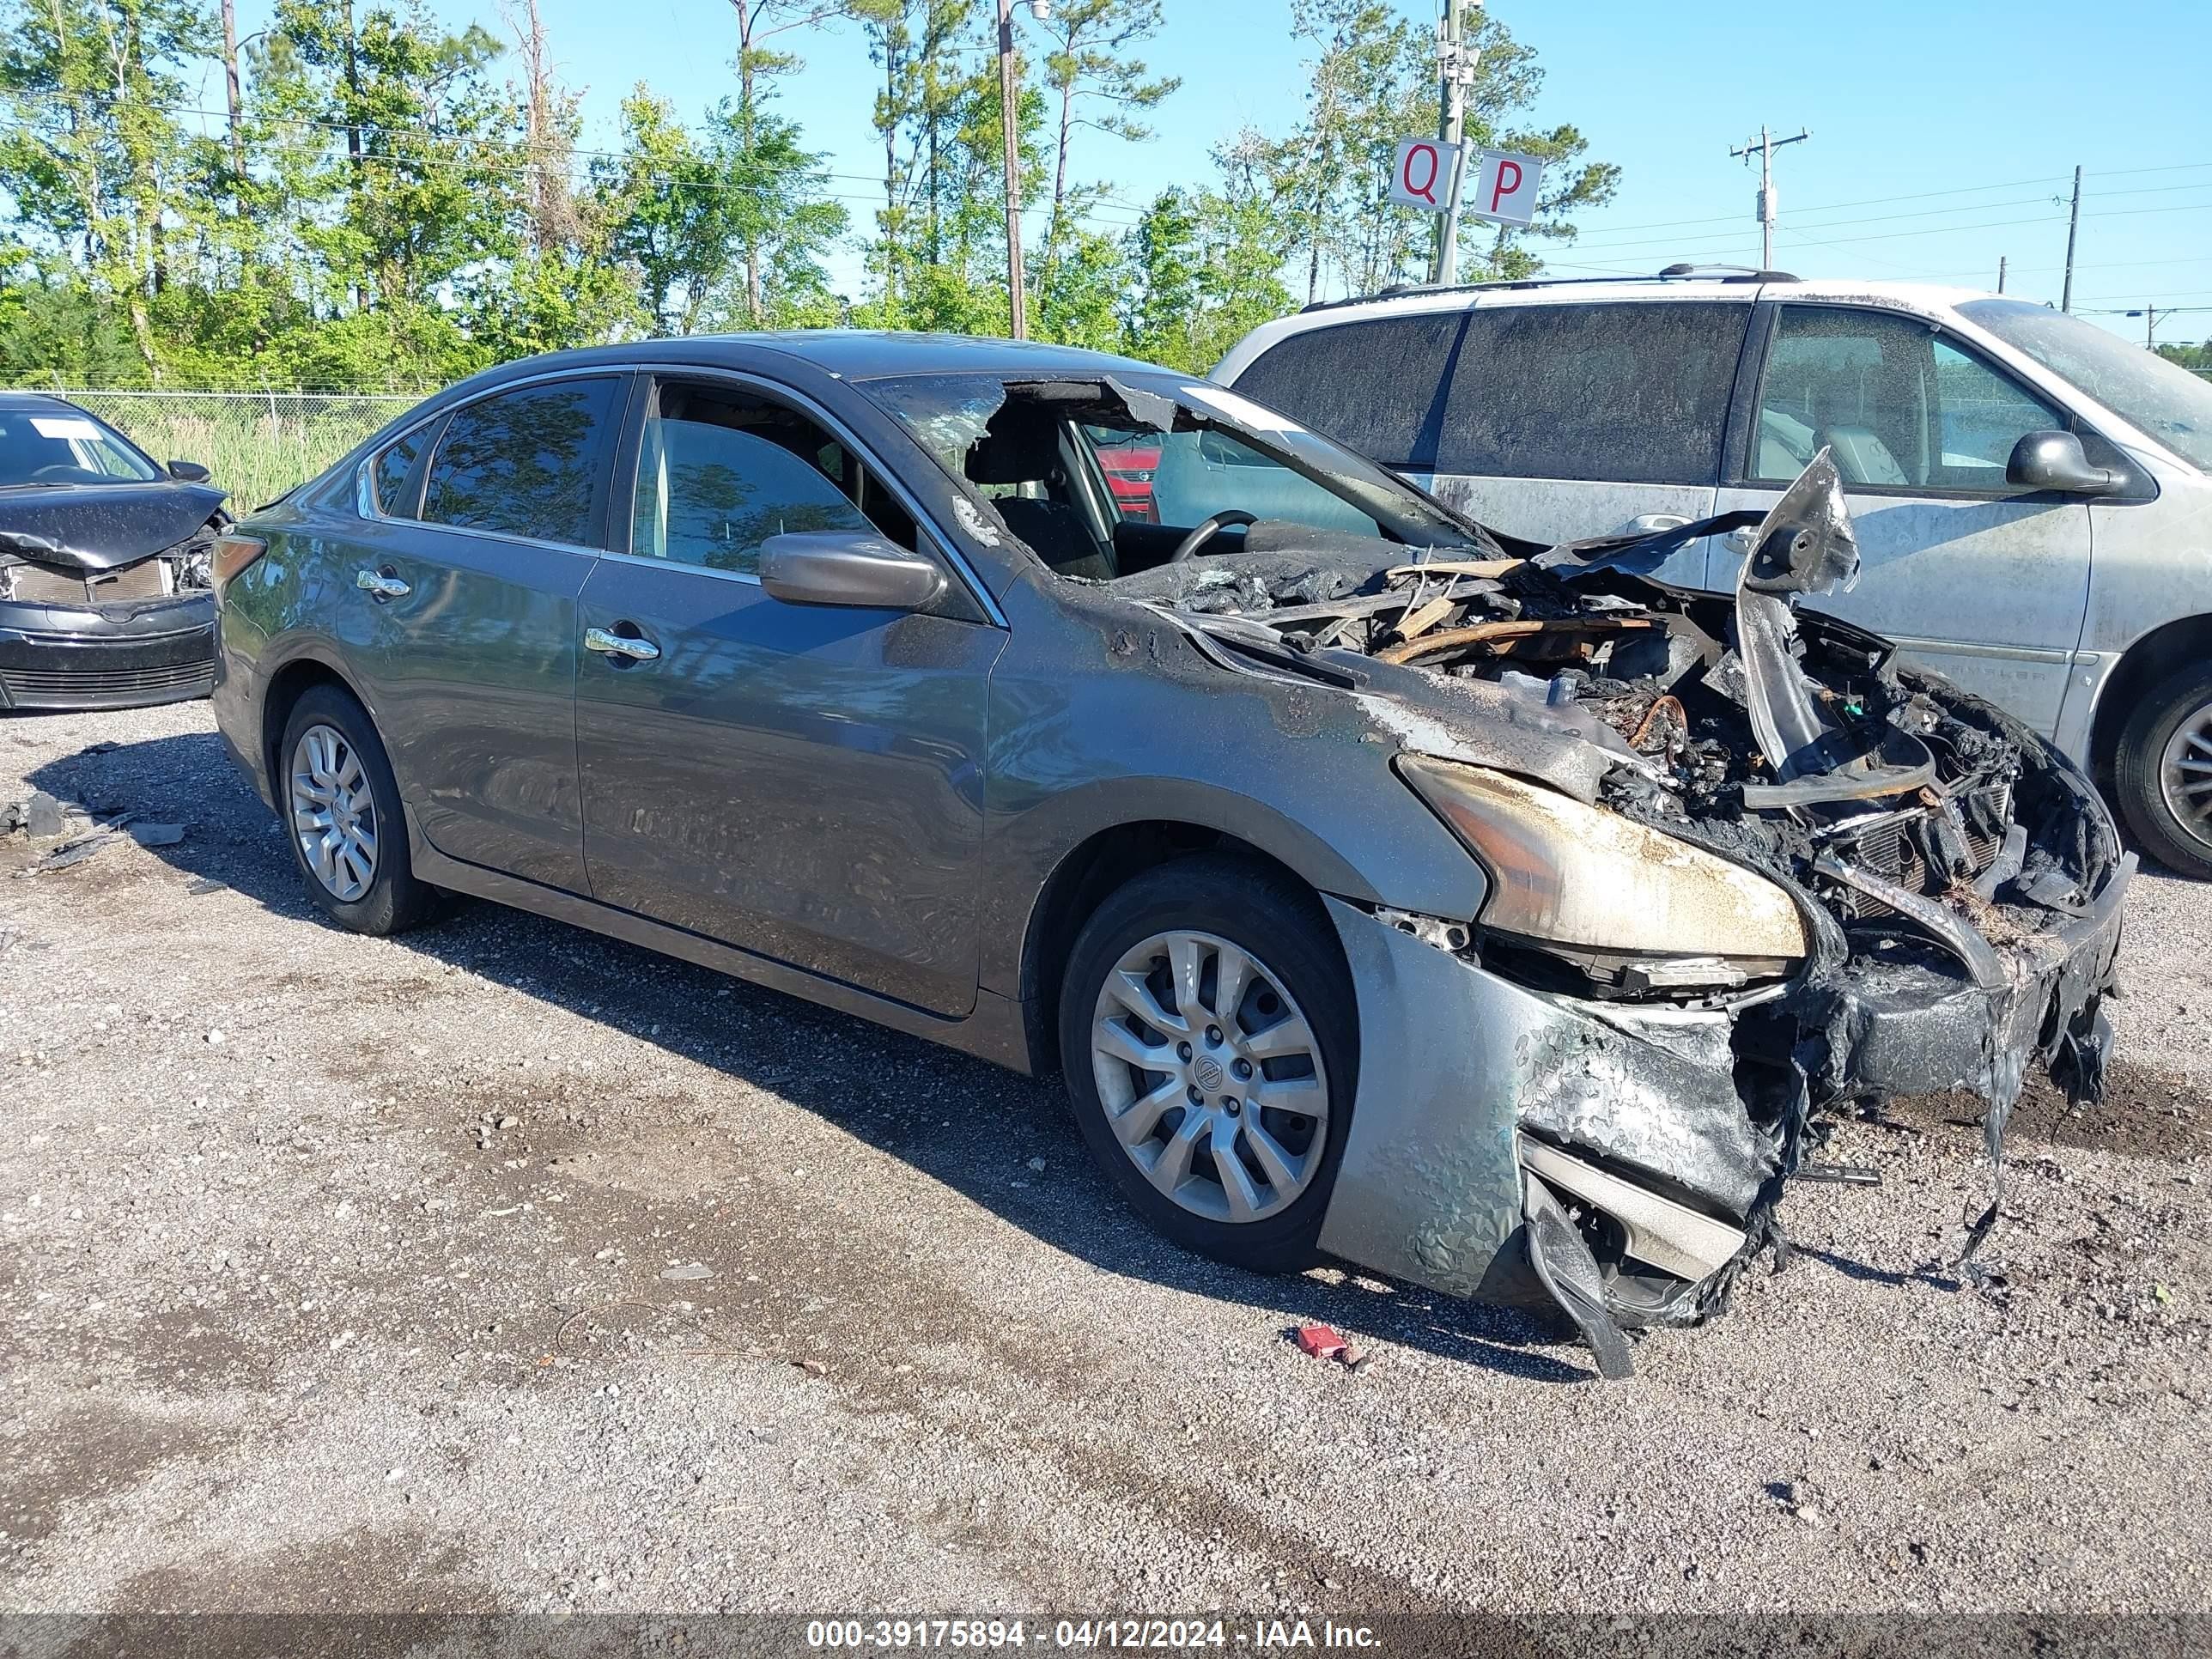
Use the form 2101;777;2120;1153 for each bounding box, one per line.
1284;275;1995;321
451;331;1161;397
0;391;91;413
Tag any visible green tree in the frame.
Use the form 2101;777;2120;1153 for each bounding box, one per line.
727;0;843;323
1450;12;1619;281
1033;0;1174;286
1267;0;1620;301
592;85;845;336
1119;172;1294;372
0;0;216;372
254;0;522;314
594;89;735;335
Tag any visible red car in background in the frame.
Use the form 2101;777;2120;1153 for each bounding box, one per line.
1093;439;1161;521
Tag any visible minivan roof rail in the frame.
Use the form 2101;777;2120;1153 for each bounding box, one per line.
1297;264;1800;314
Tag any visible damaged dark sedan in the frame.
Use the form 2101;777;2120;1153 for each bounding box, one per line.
208;337;2130;1377
0;392;228;712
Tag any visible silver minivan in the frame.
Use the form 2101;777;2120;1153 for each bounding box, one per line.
1216;274;2212;878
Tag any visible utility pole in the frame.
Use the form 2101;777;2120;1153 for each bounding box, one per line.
1431;0;1481;286
996;0;1028;339
1729;125;1809;272
2061;165;2082;313
220;0;244;179
1997;255;2006;294
2125;306;2168;348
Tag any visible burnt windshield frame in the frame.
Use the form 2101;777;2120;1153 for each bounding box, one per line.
854;369;1485;559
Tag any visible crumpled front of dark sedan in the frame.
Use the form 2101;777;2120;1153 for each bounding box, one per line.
1134;453;2130;1378
0;481;228;710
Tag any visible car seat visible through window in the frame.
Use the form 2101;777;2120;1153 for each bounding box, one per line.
965;417;1114;580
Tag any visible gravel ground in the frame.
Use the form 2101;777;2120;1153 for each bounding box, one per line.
2;697;2209;1618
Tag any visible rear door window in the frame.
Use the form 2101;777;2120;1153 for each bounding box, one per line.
1434;301;1748;484
421;376;623;546
1227;312;1469;467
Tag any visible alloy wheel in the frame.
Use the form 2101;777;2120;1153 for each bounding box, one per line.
289;723;380;902
2159;697;2212;854
1088;929;1330;1225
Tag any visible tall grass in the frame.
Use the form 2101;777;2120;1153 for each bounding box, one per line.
52;392;416;515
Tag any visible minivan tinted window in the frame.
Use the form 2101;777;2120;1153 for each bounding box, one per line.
1228;312;1468;466
422;377;623;545
1434;301;1748;484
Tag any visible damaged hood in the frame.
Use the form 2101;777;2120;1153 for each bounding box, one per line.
0;480;229;571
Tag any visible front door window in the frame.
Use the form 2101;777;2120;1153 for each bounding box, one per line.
1753;307;2063;492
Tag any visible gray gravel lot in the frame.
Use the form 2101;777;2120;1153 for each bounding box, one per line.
3;698;2209;1616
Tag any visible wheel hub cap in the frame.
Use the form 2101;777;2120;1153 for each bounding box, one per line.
289;723;379;902
2159;699;2212;854
1089;929;1330;1225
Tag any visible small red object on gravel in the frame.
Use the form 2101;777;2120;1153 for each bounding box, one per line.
1295;1323;1347;1358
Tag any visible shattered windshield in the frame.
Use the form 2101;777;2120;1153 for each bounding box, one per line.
1960;298;2212;471
859;370;1480;573
0;406;163;488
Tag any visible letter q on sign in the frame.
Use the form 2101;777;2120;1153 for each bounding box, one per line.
1387;138;1461;212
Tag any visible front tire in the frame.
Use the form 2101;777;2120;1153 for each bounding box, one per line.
1058;854;1358;1274
278;685;438;936
2114;663;2212;878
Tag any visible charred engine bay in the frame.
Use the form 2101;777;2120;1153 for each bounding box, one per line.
1116;457;2130;1340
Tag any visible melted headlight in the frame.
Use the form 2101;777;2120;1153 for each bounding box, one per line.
1398;755;1808;968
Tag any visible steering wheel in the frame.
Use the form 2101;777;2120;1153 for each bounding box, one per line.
30;465;94;482
1167;509;1259;563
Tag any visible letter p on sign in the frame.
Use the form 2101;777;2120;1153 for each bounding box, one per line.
1472;150;1544;227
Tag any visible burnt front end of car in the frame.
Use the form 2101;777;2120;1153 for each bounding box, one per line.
1157;454;2130;1376
0;488;225;711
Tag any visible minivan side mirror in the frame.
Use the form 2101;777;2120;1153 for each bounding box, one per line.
758;531;947;611
167;459;211;483
2006;431;2121;495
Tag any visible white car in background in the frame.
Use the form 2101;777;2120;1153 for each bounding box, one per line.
1216;272;2212;878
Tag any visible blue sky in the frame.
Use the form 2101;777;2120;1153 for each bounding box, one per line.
216;0;2212;345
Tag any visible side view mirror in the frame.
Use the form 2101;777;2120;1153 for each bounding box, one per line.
759;531;947;611
167;459;211;483
2006;431;2121;496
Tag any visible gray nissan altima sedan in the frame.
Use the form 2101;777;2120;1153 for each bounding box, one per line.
210;333;2131;1376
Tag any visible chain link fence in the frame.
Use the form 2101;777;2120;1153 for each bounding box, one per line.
8;388;422;513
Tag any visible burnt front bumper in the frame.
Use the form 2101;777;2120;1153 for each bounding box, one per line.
0;592;217;711
1313;859;2131;1317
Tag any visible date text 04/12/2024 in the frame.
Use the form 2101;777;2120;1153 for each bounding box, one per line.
805;1620;1382;1650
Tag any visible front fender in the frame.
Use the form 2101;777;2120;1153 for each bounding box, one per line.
977;580;1492;996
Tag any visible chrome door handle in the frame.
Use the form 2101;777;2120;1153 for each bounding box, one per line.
1622;513;1691;533
1722;526;1759;557
583;626;660;663
356;568;410;599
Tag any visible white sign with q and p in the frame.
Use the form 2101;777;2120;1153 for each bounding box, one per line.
1388;139;1461;213
1468;149;1544;227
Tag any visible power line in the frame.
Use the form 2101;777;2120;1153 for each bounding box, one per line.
1560;180;2212;259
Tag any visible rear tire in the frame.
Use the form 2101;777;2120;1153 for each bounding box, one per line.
1058;853;1357;1274
2114;663;2212;879
277;685;438;936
